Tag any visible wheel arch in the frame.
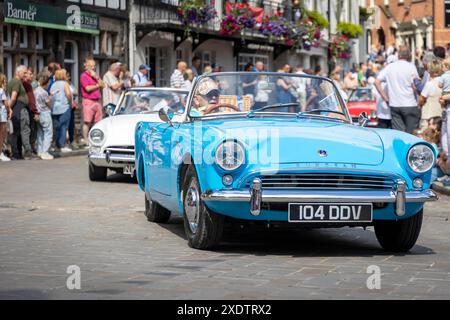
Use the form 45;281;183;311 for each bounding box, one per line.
136;151;146;192
176;153;202;212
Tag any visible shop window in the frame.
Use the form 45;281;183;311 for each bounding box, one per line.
36;28;44;50
175;49;183;63
20;55;29;66
19;26;28;49
106;34;113;56
3;54;13;80
237;53;269;71
3;24;12;48
64;41;79;90
145;46;169;87
36;56;45;73
92;35;100;55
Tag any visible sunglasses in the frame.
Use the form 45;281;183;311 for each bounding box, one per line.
201;89;220;100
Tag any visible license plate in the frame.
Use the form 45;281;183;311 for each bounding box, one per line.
288;203;373;223
124;165;135;175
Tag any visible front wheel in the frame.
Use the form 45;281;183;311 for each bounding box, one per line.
374;209;423;252
182;165;224;250
89;161;107;181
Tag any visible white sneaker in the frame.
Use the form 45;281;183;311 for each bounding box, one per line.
0;153;11;162
60;147;72;153
40;152;54;160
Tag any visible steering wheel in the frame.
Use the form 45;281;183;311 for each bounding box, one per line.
203;103;240;115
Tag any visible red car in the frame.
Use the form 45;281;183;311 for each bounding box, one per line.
347;88;378;127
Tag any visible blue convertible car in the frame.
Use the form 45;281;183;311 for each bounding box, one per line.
135;72;438;251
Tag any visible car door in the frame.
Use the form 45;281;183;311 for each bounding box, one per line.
148;122;175;197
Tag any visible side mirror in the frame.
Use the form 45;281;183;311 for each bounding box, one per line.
158;108;174;126
358;112;369;127
105;104;116;117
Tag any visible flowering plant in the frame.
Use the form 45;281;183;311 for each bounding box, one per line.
259;15;292;39
220;3;256;36
220;14;241;36
177;0;217;28
329;34;352;59
298;18;322;50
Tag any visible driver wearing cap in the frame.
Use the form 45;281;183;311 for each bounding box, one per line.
192;78;221;114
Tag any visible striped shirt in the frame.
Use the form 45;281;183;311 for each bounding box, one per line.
170;69;184;89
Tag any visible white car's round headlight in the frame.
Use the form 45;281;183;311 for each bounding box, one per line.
407;144;435;173
89;129;105;146
215;140;245;171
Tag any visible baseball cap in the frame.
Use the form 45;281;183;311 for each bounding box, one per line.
139;64;151;71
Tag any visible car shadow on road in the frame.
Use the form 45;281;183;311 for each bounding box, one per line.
158;217;435;258
105;173;137;184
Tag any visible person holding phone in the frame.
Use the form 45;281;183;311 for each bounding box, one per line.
80;58;104;146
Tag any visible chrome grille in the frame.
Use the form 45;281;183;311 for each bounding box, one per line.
246;173;395;190
105;145;135;155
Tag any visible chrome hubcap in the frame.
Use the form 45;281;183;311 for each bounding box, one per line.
185;181;200;234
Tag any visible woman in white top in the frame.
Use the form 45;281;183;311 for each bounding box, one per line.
419;60;443;130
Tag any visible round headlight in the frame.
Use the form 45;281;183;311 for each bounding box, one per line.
215;140;245;171
89;129;105;146
407;144;434;173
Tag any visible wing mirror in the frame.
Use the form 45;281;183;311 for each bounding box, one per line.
105;104;116;117
358;112;369;127
158;108;174;126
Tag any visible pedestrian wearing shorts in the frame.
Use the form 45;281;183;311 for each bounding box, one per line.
80;59;104;146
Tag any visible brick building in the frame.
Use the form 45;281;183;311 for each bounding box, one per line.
434;0;450;49
365;0;449;55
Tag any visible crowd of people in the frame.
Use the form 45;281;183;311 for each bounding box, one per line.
0;58;155;161
1;46;450;186
330;44;450;185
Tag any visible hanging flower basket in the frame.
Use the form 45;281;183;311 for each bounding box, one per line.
259;15;292;41
177;0;217;34
329;34;352;59
220;3;257;37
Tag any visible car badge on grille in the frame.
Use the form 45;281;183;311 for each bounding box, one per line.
318;150;328;157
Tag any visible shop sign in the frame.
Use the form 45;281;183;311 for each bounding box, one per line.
4;0;99;35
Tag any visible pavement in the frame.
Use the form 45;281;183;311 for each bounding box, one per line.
1;156;450;300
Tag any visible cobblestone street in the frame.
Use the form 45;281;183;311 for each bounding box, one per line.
1;156;450;299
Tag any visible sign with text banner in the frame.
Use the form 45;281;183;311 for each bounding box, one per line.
4;0;99;35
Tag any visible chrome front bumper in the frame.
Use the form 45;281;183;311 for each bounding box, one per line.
89;152;135;168
201;178;438;217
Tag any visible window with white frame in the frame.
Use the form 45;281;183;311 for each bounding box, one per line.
19;26;28;49
3;54;13;80
237;53;269;71
157;47;169;87
20;55;29;66
36;56;45;73
106;33;113;56
92;35;100;55
36;28;43;50
175;49;183;63
3;24;12;48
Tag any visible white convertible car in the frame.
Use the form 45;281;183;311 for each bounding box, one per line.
88;87;189;181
